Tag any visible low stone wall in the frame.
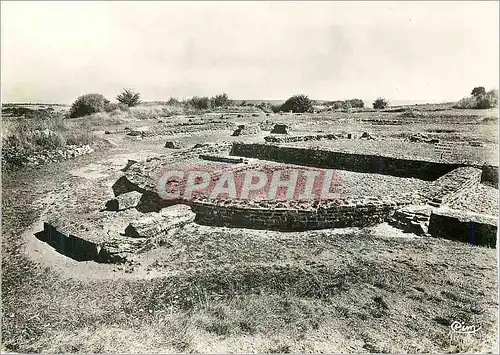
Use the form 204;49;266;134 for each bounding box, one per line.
389;205;432;235
230;143;465;180
199;154;247;164
428;209;497;247
264;133;340;143
191;197;407;231
481;165;498;188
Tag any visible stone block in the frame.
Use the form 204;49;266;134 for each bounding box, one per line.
105;191;143;211
165;141;180;149
125;205;196;238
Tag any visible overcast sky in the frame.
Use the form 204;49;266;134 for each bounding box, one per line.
1;1;498;104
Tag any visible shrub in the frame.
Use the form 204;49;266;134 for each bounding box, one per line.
454;89;498;109
471;86;486;97
187;96;210;110
281;94;313;113
346;98;364;108
373;97;389;110
69;93;109;118
104;102;129;113
476;89;498;109
342;101;352;112
210;93;230;108
116;88;141;107
167;97;181;105
255;102;278;113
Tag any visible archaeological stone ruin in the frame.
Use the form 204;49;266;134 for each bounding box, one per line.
38;131;498;263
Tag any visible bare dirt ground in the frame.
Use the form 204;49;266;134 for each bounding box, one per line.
2;106;498;353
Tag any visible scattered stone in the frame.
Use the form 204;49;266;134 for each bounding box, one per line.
270;124;289;134
407;133;439;144
124;205;196;238
231;124;261;136
105;191;143;211
164;141;180;149
360;132;375;140
112;175;139;196
193;143;210;149
127;130;143;137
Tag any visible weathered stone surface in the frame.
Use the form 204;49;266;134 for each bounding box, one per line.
127;130;144;137
112;175;142;196
428;208;497;247
105;191;143;211
270;124;289;134
165;141;180;149
121;159;138;172
125;205;196;238
481;164;498;188
427;167;482;203
232;124;261;136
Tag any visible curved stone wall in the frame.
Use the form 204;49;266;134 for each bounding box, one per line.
191;197;410;231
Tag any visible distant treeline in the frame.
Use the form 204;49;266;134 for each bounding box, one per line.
323;98;365;109
2;103;67;106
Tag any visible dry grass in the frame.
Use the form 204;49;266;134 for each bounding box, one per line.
2;113;96;153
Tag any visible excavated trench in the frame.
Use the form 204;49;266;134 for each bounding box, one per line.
34;223;116;262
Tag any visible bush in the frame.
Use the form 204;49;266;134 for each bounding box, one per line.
187;96;210;110
346;98;364;108
116;88;141;107
454;89;498;109
104;102;129;113
281;94;313;113
373;97;389;110
210;93;230;108
255;102;279;113
476;90;498;109
471;86;486;97
167;97;181;105
69;93;109;118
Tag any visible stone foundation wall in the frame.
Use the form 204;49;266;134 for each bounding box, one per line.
230;143;465;180
428;209;497;247
481;165;498;188
191;197;408;231
264;133;340;143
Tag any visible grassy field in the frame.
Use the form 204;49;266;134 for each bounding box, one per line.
1;102;498;353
